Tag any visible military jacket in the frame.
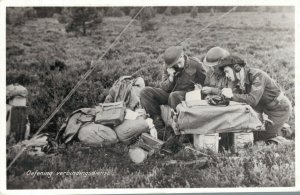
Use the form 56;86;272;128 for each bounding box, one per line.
204;68;228;95
232;67;281;108
160;55;206;93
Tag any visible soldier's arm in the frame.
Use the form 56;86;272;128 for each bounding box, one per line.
203;71;221;95
160;66;175;93
196;61;207;86
232;74;265;107
210;88;222;95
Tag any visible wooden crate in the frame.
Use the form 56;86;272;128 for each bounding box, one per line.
231;132;253;153
193;133;220;153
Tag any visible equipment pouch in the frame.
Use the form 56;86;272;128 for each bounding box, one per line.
95;101;126;127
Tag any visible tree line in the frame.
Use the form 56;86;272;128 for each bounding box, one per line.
7;6;294;35
7;6;294;19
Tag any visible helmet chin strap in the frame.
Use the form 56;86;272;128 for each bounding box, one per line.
232;64;243;82
234;71;239;81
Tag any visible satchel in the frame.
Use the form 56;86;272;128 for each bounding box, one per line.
95;101;126;127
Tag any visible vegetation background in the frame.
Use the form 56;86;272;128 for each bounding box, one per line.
6;6;295;188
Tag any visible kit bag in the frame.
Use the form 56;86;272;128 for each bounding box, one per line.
114;118;149;144
78;122;119;146
176;101;263;135
95;101;126;127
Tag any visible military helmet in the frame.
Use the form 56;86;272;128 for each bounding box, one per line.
164;46;184;68
203;47;230;67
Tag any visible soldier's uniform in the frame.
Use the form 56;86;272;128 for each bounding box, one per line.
231;66;292;141
204;69;228;95
140;55;206;117
202;47;230;96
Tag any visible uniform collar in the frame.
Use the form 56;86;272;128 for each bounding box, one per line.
243;66;250;85
183;55;189;68
179;55;189;73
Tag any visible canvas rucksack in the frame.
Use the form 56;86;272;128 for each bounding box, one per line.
104;76;145;110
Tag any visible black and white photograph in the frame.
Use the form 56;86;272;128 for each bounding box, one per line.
2;0;299;193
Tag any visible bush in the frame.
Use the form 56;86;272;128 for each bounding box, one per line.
59;8;102;35
190;7;198;18
171;7;183;15
129;8;138;18
164;7;172;16
155;7;167;14
120;7;132;15
139;7;157;32
6;7;37;26
53;13;69;24
181;7;193;13
140;20;157;32
34;7;62;18
105;7;125;17
140;7;156;21
23;7;37;18
163;7;183;16
210;8;215;16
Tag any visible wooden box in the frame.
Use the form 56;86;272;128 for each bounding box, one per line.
193;133;220;153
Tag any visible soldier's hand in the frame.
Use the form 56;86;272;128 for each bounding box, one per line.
167;67;176;75
167;68;176;82
221;88;233;99
202;86;212;95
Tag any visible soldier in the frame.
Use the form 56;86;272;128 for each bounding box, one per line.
140;46;206;128
201;46;230;96
217;55;292;141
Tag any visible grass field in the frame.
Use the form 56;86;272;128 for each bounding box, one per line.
6;11;295;188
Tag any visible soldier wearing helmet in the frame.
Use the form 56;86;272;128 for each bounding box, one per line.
201;46;230;96
218;54;292;141
140;46;206;129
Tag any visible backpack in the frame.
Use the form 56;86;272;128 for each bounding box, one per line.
104;76;145;110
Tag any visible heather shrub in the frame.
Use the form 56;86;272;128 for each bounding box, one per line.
6;10;295;189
